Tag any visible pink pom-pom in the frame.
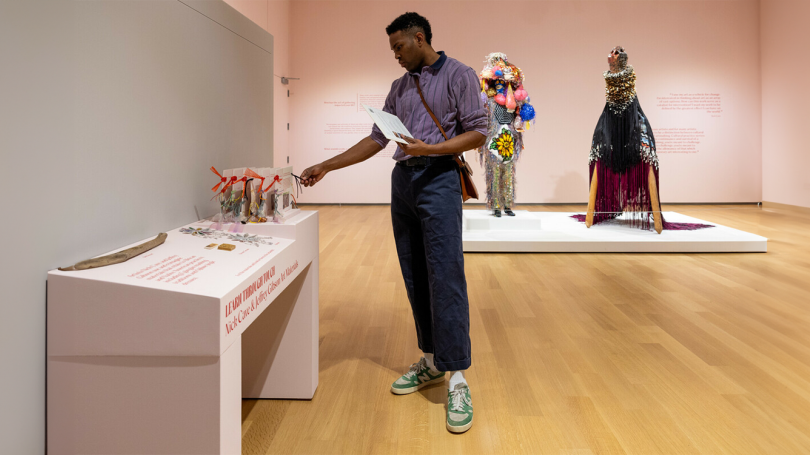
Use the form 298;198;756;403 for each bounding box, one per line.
506;90;517;112
494;93;506;105
514;86;528;101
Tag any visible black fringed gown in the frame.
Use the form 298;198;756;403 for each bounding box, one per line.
588;65;661;230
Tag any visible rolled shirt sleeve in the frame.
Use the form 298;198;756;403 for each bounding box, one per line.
369;81;397;149
453;67;488;137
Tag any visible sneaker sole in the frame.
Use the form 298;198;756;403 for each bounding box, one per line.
447;417;473;434
390;376;445;395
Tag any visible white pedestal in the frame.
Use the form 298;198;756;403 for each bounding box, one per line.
463;210;542;231
47;211;319;455
462;211;767;253
275;207;301;224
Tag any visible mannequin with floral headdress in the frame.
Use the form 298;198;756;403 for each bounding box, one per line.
477;53;535;217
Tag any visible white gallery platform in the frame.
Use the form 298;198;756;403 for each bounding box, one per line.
47;211;319;455
462;210;768;253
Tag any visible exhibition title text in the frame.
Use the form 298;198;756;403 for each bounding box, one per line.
223;259;300;335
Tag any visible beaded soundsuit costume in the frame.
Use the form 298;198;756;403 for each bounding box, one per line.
476;53;535;217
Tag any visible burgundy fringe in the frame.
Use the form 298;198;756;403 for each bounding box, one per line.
661;220;714;231
589;161;656;230
570;161;713;231
570;214;713;231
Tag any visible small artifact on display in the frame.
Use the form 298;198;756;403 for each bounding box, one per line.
209;165;302;228
477;53;535;218
179;227;219;238
231;167;247;225
210;167;234;227
578;46;711;233
179;226;274;246
244;168;268;223
58;233;168;271
271;166;302;223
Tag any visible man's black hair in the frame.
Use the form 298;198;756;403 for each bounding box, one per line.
386;12;432;45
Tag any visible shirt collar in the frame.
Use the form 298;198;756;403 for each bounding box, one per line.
431;51;447;70
410;51;447;76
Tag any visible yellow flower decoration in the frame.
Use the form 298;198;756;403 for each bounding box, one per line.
490;128;515;161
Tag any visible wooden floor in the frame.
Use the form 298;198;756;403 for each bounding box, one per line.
242;204;810;455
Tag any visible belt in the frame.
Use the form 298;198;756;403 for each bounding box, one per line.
396;155;455;167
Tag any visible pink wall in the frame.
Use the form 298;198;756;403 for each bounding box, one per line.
224;0;291;168
226;0;765;205
761;0;810;209
287;0;762;204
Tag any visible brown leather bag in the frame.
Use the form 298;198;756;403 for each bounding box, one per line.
413;76;479;202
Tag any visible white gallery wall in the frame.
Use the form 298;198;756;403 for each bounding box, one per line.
0;1;274;452
224;0;293;168
288;0;763;204
761;0;810;209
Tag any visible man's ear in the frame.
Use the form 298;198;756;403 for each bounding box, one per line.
414;31;424;47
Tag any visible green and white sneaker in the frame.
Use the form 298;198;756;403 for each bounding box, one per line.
390;358;445;395
446;383;473;433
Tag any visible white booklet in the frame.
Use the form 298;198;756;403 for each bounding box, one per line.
363;104;412;144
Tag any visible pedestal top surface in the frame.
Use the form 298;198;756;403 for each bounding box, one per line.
49;212;316;299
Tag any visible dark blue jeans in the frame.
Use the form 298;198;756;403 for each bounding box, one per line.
391;159;471;372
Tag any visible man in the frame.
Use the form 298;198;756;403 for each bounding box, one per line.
300;12;486;434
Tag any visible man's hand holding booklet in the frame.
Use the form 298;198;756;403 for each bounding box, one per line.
363;105;413;145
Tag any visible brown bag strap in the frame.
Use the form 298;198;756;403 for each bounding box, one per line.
412;75;478;201
412;76;473;168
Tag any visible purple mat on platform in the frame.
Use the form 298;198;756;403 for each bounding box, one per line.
570;214;714;231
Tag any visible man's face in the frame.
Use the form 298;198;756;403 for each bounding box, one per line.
389;30;422;73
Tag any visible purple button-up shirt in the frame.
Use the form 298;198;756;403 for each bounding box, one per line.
370;52;487;161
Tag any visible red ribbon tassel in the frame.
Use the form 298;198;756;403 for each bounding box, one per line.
210;166;227;192
264;175;282;193
244;168;265;192
230;176;246;193
211;175;239;201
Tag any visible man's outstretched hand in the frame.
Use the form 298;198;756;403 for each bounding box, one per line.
300;136;385;186
300;164;329;187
